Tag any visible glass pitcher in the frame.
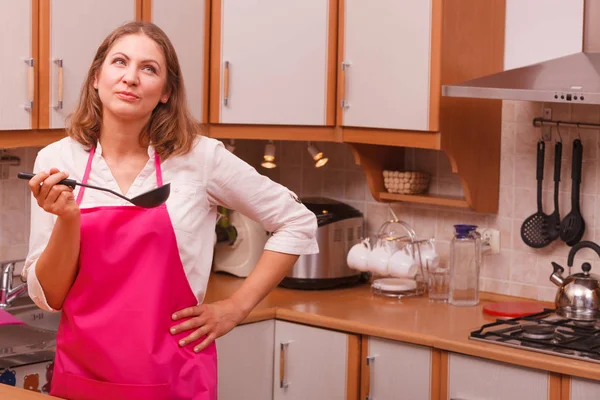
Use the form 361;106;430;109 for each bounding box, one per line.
449;224;482;306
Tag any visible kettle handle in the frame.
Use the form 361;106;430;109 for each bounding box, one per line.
568;241;600;267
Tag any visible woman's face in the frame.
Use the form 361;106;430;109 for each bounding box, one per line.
94;33;169;122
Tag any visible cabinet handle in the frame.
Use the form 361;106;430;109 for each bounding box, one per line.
24;58;34;111
365;355;376;400
280;341;292;389
340;61;351;109
54;58;63;110
223;61;230;106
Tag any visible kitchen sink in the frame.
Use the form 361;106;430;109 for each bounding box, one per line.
5;297;61;332
0;297;58;369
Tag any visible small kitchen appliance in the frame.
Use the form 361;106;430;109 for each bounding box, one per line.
279;197;364;290
212;208;269;277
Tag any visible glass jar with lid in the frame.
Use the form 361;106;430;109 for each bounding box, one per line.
449;224;482;306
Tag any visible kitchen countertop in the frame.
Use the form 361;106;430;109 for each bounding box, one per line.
3;272;599;399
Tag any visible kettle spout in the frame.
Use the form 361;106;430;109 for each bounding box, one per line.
550;262;565;286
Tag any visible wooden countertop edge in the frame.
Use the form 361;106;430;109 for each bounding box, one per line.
274;308;438;347
434;338;600;381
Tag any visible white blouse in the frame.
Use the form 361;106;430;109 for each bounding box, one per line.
24;135;319;312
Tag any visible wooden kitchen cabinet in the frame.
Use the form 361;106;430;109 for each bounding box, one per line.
339;0;437;132
273;320;359;400
447;353;550;400
209;0;337;127
40;0;137;129
216;320;275;400
146;0;209;123
360;336;432;400
0;0;37;131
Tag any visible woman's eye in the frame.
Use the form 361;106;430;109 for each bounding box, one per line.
143;66;157;73
114;58;125;65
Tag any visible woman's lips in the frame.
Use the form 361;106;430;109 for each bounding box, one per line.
116;91;139;101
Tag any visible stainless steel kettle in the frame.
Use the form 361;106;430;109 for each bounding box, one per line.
550;241;600;321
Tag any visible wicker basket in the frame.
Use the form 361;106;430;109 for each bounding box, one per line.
383;170;431;195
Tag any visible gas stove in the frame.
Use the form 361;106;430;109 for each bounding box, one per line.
471;309;600;364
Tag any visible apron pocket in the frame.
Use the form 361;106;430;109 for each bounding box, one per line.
51;371;170;400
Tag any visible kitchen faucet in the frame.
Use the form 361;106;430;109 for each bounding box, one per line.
0;259;27;309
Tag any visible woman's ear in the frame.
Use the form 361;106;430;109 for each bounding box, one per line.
160;89;171;104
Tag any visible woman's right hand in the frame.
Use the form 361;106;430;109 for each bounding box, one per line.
28;168;79;220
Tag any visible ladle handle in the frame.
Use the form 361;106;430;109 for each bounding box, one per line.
17;172;76;189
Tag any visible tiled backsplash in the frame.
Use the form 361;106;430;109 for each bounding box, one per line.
3;100;600;302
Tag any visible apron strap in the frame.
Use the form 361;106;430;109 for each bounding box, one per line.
76;146;163;206
76;146;96;205
155;151;163;187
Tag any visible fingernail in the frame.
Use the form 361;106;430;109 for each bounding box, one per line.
194;347;200;353
172;313;177;320
179;340;185;346
170;328;176;334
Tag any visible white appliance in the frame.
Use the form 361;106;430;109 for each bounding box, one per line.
213;210;269;277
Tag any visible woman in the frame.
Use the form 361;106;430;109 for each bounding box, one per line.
23;21;318;400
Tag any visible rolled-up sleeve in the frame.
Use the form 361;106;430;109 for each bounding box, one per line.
207;141;319;255
23;150;59;312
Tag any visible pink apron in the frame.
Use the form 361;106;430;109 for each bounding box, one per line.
50;146;217;400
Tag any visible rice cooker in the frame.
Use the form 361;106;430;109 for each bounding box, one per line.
279;197;365;290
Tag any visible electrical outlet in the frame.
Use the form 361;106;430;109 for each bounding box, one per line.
477;228;501;254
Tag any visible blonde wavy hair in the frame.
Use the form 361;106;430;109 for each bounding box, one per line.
66;21;203;160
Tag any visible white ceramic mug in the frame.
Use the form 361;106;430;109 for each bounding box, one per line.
367;244;391;275
388;247;418;278
347;238;371;271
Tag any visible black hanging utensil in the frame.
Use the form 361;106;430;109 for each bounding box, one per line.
17;172;170;209
521;141;552;248
546;141;562;241
559;138;585;246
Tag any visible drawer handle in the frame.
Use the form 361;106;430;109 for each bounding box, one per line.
53;58;64;110
223;61;230;106
280;341;292;388
365;355;376;400
24;58;34;111
340;61;351;109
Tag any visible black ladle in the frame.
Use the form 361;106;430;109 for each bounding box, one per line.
17;172;170;209
559;138;585;246
546;141;562;241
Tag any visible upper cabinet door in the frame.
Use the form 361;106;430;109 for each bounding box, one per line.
0;0;36;130
151;0;209;123
44;0;137;129
211;0;336;126
504;0;584;70
340;0;436;132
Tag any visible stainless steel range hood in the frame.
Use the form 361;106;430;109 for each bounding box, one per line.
442;52;600;105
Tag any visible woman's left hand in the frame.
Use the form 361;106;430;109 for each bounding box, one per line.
170;299;246;353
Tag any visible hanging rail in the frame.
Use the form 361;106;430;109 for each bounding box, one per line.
533;117;600;130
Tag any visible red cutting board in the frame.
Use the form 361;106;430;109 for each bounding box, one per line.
483;301;546;317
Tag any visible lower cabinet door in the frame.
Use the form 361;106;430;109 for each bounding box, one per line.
273;320;351;400
216;320;275;400
448;353;549;400
361;336;432;400
570;376;600;400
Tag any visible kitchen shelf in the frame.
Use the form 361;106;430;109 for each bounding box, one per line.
0;129;66;149
378;192;469;208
